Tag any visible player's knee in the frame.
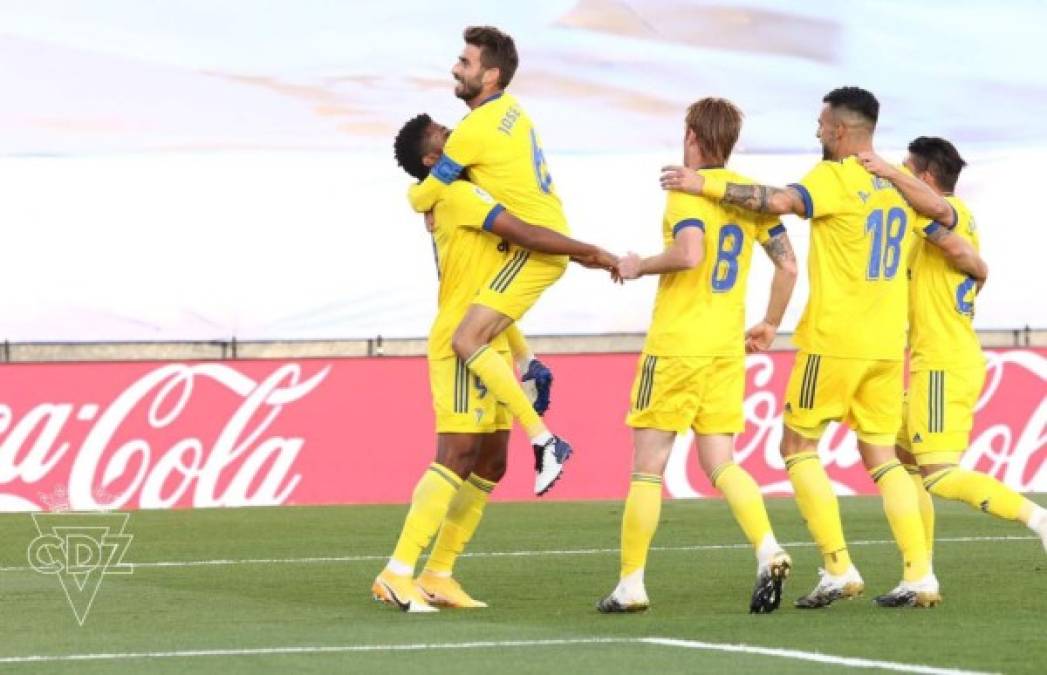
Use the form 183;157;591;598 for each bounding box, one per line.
475;454;507;483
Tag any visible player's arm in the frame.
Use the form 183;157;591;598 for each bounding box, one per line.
619;226;703;279
856;151;955;227
924;224;989;287
660;167;807;216
487;209;618;271
746;228;798;353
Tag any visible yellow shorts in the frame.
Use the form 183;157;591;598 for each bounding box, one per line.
473;249;568;321
896;364;986;462
430;352;512;433
783;351;902;445
625;353;744;435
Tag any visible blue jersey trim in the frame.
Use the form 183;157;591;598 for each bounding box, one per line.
923;221;942;236
432;154;464;184
477;91;504;107
787;183;814;219
482;204;505;231
768;223;786;238
672;219;705;237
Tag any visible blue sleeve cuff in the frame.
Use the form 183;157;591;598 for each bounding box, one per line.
482;204;505;231
787;183;814;219
768;223;786;238
431;154;464;184
672;219;705;237
923;221;942;236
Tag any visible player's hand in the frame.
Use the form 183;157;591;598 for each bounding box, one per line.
856;151;895;179
423;211;435;232
660;166;704;195
618;252;642;280
744;320;778;354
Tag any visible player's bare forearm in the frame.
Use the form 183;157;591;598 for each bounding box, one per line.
761;233;798;326
722;184;805;216
407;176;442;213
883;171;953;226
491;212;600;259
927;228;988;281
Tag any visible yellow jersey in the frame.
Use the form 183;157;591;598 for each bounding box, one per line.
407;92;569;235
427;180;511;360
644;169;785;357
790;156;932;360
908;195;984;370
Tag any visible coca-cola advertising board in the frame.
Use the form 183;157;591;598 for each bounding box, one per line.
0;350;1043;512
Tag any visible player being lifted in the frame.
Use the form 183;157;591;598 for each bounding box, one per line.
858;138;1047;564
373;113;616;613
661;87;986;608
597;98;798;614
407;26;577;495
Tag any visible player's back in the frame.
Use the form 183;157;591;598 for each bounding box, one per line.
908;195;983;370
436;92;568;235
793;156;927;360
645;168;783;357
428;181;510;359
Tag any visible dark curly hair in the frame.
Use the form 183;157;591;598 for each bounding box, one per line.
823;86;879;127
393;113;433;181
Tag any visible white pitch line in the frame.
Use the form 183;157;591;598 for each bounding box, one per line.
642;637;996;675
0;535;1034;573
0;636;997;674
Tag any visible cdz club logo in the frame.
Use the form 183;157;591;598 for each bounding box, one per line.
27;513;134;625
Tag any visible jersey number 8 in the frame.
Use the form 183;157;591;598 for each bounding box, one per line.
711;224;743;292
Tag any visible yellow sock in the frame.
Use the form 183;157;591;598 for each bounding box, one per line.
924;466;1035;523
504;324;533;370
906;464;935;557
465;345;545;438
389;463;463;574
786;452;851;575
620;473;663;579
425;474;496;575
711;462;772;550
869;460;930;581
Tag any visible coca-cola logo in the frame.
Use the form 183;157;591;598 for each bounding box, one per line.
0;363;330;511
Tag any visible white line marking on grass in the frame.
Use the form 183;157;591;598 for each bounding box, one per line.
0;636;997;674
0;535;1034;573
642;637;996;675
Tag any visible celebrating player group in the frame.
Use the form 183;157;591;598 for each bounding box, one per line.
373;25;1047;614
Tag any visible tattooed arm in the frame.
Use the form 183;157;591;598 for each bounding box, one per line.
746;231;799;353
925;225;988;287
660;166;807;216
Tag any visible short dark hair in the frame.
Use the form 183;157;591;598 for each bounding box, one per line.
823;86;879;127
393;113;433;182
685;98;743;166
908;136;966;192
464;25;518;89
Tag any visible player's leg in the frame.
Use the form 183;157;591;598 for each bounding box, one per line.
781;352;862;608
505;323;554;416
697;433;790;613
420;429;508;608
897;388;936;557
596;427;674;613
849;360;936;607
373;357;490;612
912;366;1047;552
454;251;570;495
693;356;790;613
597;354;695;613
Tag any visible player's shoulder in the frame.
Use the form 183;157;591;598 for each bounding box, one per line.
664;185;715;218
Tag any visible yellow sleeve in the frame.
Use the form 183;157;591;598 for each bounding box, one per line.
664;191;713;238
754;214;787;245
406;121;485;213
447;182;505;232
790;161;845;220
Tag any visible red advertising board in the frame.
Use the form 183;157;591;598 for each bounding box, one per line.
0;350;1043;511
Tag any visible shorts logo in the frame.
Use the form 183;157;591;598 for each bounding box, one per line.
912;433;923;443
474;408;485;424
784;402;793;413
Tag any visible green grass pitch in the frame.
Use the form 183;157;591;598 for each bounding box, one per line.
1;495;1044;674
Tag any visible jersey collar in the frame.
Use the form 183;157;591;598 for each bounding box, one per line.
476;91;504;107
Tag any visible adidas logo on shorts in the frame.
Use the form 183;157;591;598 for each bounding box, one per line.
912;433;923;443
